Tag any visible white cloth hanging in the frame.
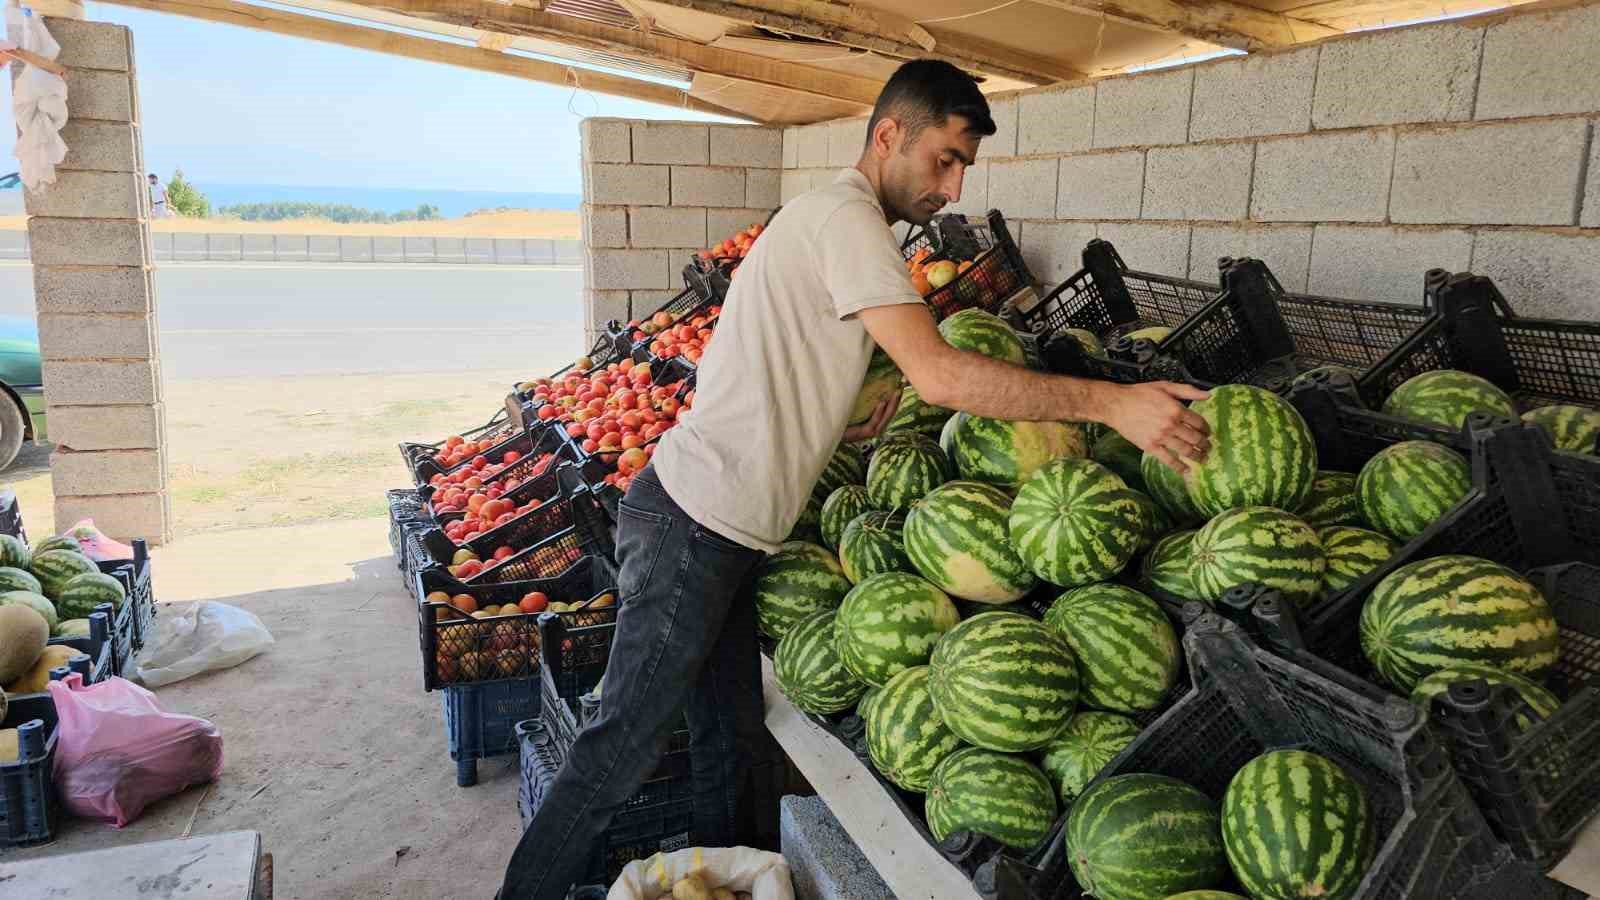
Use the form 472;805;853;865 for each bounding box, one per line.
5;3;68;191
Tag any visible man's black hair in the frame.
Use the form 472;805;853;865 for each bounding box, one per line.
865;59;996;151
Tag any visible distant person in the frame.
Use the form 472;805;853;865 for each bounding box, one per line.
148;174;170;218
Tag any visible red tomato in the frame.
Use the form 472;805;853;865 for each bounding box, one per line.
494;546;516;561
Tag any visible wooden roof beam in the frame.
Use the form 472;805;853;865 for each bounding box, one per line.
1029;0;1339;50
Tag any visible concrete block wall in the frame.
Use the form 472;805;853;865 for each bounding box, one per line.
780;2;1600;318
579;118;783;341
16;18;171;544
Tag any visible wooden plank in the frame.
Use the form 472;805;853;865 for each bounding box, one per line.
1027;0;1339;49
0;830;264;898
761;655;983;900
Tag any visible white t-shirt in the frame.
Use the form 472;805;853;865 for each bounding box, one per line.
652;169;926;552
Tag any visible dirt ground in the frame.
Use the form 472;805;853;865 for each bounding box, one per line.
0;209;581;239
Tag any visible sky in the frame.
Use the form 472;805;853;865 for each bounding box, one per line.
2;2;734;194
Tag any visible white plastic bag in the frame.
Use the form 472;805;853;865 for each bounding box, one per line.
607;847;793;900
131;601;274;687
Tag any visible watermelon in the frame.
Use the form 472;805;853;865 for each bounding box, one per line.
838;510;910;584
1189;507;1326;608
864;665;965;792
820;485;875;551
0;590;58;632
786;503;823;544
866;435;951;508
1066;773;1228;900
1411;662;1560;731
1141;452;1204;526
856;684;882;719
1166;893;1248;900
1356;440;1471;542
0;567;41;596
1125;325;1172;344
1524;404;1600;453
814;443;867;499
1297;470;1363;528
54;618;92;639
905;481;1037;604
1063;328;1105;358
928;612;1077;751
749;542;851;640
1222;750;1375;900
32;535;80;556
849;347;903;426
1187;385;1318;517
1040;711;1141;804
937;308;1028;366
56;571;127;620
925;747;1056;849
885;382;952;440
1318;526;1398;594
1044;584;1179;713
947;413;1088;490
1009;459;1147;588
1091;430;1146;492
0;534;30;570
1360;555;1558;692
1142;530;1198;599
1382;369;1516;430
1131;490;1172;552
834;572;960;687
30;549;100;599
773;610;868;714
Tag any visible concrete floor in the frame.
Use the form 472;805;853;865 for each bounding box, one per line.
3;518;525;900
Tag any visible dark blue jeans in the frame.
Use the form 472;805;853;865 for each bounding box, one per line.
498;464;767;900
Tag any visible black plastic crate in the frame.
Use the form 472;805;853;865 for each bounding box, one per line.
99;540;154;655
400;409;522;487
411;483;613;586
0;488;25;543
442;675;541;787
915;211;1033;323
620;282;721;371
506;332;628;429
0;694;60;847
556;361;695;498
427;453;580;536
387;487;429;569
35;608;115;688
420;421;589;509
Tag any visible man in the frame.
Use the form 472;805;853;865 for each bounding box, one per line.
499;59;1209;899
148;173;169;218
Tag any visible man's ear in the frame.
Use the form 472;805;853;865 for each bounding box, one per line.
870;117;899;160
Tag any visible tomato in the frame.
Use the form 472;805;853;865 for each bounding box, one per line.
451;594;479;614
582;438;599;454
537;404;559;421
445;435;464;448
519;592;549;614
660;398;681;417
643;423;666;440
565;422;585;439
494;546;516;562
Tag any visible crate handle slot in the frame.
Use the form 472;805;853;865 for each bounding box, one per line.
1184;614;1305;750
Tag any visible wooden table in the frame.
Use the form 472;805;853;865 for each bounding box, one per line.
0;830;271;899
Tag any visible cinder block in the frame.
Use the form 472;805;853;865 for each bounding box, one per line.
671;166;746;207
711;125;782;168
828;117;867;168
583;290;632;333
1250;130;1395;223
583;205;628;249
629;290;682;318
1312;23;1481;129
587;248;667;290
42;360;158;405
53;492;169;545
1018;85;1094;156
1093;68;1192;150
50;19;131;71
28;218;145;266
1476;4;1600;120
242;234;276;260
32;266;149;315
581;118;631;163
629;207;707;249
38;314;153;361
274;234;310;261
797;124;831;168
1057;151;1144;220
747;169;782;208
987;158;1058;220
1096;222;1191;277
64;69;133;121
1391;119;1588;226
1470;229;1600;319
1190;47;1317;141
1584;126;1600;229
586;164;669;206
1143;143;1253;221
949;160;989;217
976;96;1019;160
708;208;770;244
47;402;163;451
50;448;163;495
782;127;800;169
1017;220;1098;286
58;120;139;172
1187;224;1313;291
781;169;809;204
435;237;466;262
1307;225;1470;302
632;122;709;165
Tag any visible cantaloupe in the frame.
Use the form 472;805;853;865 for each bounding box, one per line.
0;604;48;685
4;644;79;694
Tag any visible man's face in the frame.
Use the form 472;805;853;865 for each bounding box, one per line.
880;114;981;226
148;176;157;184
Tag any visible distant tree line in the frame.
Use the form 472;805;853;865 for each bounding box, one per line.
214;201;443;223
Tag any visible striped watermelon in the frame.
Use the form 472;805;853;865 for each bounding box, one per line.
1066;773;1228;900
794;445;864;543
1187;385;1318;517
0;535;30;570
1360;555;1559;691
30;550;100;600
1318;526;1398;594
856;685;882;720
773;610;868;714
1143;530;1198;599
1091;430;1146;492
32;535;79;556
1297;471;1364;528
1189;507;1326;608
948;413;1088;490
1040;711;1141;804
1141;451;1205;526
834;572;960;687
1524;404;1600;453
0;590;58;632
820;485;875;551
928;612;1078;751
937;308;1028;366
864;665;965;793
1382;370;1516;430
1044;584;1179;713
1411;662;1559;731
850;347;904;425
866;435;951;508
749;542;851;640
56;572;126;619
0;567;41;596
1131;490;1172;552
1222;750;1375;900
1356;441;1471;542
925;747;1056;849
1064;328;1105;358
905;481;1037;604
885;382;952;440
1009;459;1147;588
838;510;910;584
1166;893;1248;900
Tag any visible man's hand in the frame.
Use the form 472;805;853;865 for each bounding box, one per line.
1101;382;1212;474
843;391;900;443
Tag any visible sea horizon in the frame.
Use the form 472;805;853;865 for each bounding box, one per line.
192;182;582;218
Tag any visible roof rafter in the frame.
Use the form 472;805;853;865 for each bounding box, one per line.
1028;0;1339;49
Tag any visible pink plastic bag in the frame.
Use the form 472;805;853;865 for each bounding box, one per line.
47;673;224;826
63;518;135;562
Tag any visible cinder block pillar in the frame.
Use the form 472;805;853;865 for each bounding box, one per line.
15;18;171;544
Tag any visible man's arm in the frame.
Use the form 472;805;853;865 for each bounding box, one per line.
858;303;1211;471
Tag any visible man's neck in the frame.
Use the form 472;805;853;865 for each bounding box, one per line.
853;161;900;226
